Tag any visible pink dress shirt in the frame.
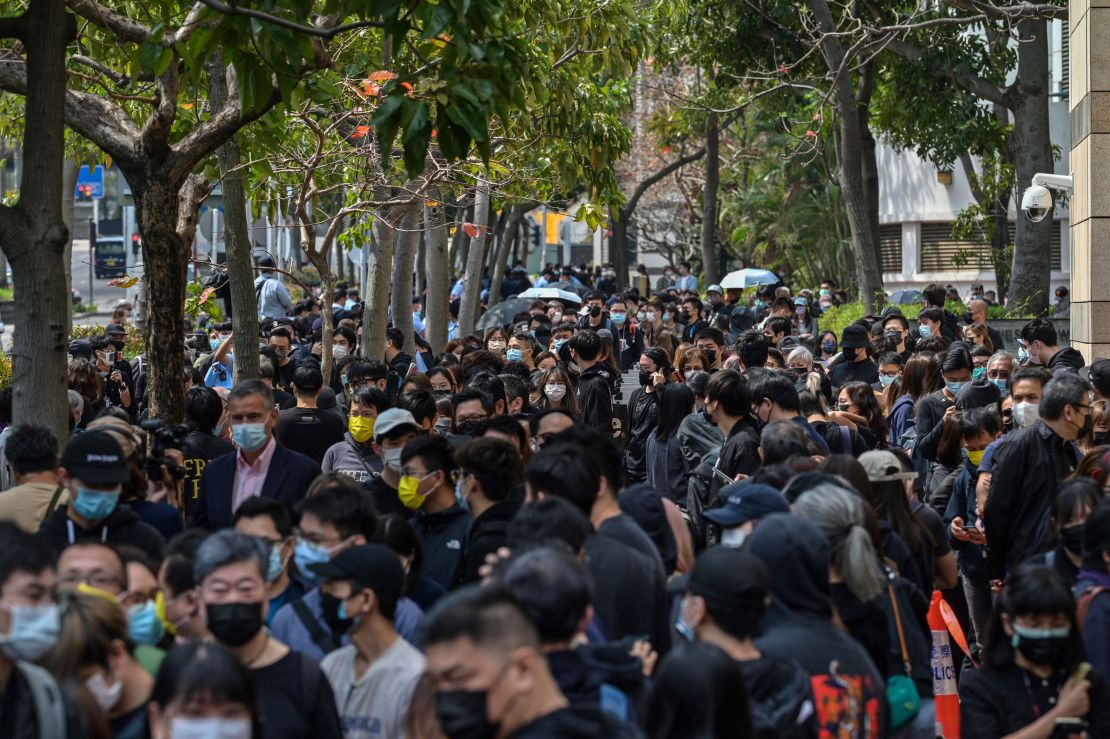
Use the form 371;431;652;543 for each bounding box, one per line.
232;436;277;513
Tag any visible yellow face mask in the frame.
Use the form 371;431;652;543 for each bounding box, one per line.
349;415;375;443
397;473;431;510
75;582;120;603
965;449;985;466
154;590;175;636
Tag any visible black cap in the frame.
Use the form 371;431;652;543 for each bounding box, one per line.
1082;359;1110;396
60;430;130;484
255;252;276;269
955;379;1002;411
68;339;93;359
306;544;404;603
686;547;771;621
104;323;126;335
840;324;869;349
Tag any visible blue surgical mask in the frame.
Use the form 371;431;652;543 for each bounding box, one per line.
918;324;932;338
992;378;1008;394
553;338;567;352
1018;347;1030;363
231;423;268;453
662;312;672;323
267;543;286;583
0;601;61;660
128;600;165;646
611;312;626;324
946;380;966;395
294;538;331;582
455;476;470;511
210;339;221;351
505;348;524;362
821;341;836;354
72;487;120;521
337;600;350;621
675;599;695;642
879;373;896;388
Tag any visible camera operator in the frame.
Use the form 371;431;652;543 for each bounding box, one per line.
181;386;234;522
91;334;134;415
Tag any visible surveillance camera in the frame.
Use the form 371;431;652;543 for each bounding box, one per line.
1021;185;1053;223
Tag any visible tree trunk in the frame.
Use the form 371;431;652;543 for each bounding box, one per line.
451;201;471;275
207;54;259;381
1007;17;1053;316
858;63;883;275
61;158;78;335
0;0;74;441
391;206;419;355
808;0;883;313
701;111;720;286
424;189;450;353
362;205;395;357
488;204;524;305
457;179;491;337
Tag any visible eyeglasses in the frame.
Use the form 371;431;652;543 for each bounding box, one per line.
59;572;124;592
986;370;1010;380
456;414;489;425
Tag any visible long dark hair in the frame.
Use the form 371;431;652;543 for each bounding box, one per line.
646;643;752;739
866;477;935;556
983;564;1082;671
900;355;934;407
655;383;694;440
840;381;888;447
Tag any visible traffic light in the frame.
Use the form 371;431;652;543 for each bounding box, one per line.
76;183;94;202
131;232;140;256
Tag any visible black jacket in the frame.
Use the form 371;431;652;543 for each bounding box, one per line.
985;421;1080;577
38;504;165;560
612;322;644;372
621;387;658;483
583;533;670;654
509;705;644;739
576;363;615;433
548;643;650;726
710;417;761;503
1047;347;1084;375
456;501;518;585
827;355;879;389
913;390;953;463
410;503;472;590
181;430;235;522
191;442;322;530
740;655;819;739
986;325;1005;351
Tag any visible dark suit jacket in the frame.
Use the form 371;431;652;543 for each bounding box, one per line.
191;442;321;530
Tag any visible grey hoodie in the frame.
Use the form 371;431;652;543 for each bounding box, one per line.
321;433;382;483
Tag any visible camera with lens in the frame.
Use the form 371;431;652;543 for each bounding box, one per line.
140;419;190;481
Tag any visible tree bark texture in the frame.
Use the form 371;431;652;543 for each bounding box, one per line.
391;206;419;355
207;54;259;381
61;158;79;335
424;192;451;353
701;111;720;286
362;205;395;357
457;179;491;337
488;204;525;305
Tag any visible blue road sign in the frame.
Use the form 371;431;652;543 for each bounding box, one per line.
75;165;104;199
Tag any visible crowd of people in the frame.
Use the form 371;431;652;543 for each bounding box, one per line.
0;261;1108;739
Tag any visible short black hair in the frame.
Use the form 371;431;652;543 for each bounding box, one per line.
524;442;599;518
347;359;388;383
983;564;1081;671
568;330;602;361
1021;317;1058;347
334;327;357;347
481;417;528;453
550;425;622;495
466;373;507;409
0;521;53;594
292;364;324;394
500;546;592;644
704;370;751;417
1009;365;1052;392
919;307;945;324
528;408;576;436
765;316;792;338
747;368;800;412
759;420;813;466
233;496;293;539
295;484;378;541
151;642;260;737
385;327;404;349
452;388;495;417
455;437;522;504
5;424;58;475
694;327;725;347
185;386;224;434
1040;373;1090;422
421;584;541;652
684;296;703;313
922;283;946;308
877;352;903;368
351;387;391;413
400;433;455;476
161;529;209;596
396;389;436;427
506;498;591;555
734;329;770;369
499;375;529;411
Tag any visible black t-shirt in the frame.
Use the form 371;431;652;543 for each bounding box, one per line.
252;650;343;739
960;663;1110;738
276;360;296;392
181;430;234;521
598;513;665;574
910;500;952;593
582;533;670;652
274;408;346;465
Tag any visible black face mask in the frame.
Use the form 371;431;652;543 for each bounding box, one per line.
703;349;718;365
1077;409;1095;438
638;370;653;388
456;421;479;437
1011;627;1077;669
1061;524;1085;555
321;592;353;636
963;312;974;325
1096;431;1108;446
436;689;499;739
589;306;601;318
206;601;264;647
884;330;902;343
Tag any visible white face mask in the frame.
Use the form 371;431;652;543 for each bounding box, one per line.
382;446;404;472
86;670;123;712
1013;401;1040;428
544;383;567;401
170;717;252;739
720;526;748;548
332;345;348;359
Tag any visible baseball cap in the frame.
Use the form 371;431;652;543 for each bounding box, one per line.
840;324;870;349
68;339;93;359
793;296;808;306
105;323;126;335
706;284;723;294
60;430;130;484
858;450;917;482
1082;359;1110;396
955;379;1002;411
685;547;771;621
702;483;789;527
306;544;404;604
86;416;141;457
373;408;420;441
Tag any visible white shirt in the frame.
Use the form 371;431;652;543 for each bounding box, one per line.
321;638;426;739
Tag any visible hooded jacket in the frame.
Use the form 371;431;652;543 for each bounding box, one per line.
409;503;472;591
740;655;819;739
622;387;658;483
548;643;649;726
37;504;165;560
747;514;887;738
508;704;644;739
576;363;615;433
1047;347;1085;375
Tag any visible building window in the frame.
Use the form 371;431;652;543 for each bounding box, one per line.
880;224;902;273
918;221;1062;272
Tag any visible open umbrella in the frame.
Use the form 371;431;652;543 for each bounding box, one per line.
551;281;591;297
517;286;583;305
887;289;924;305
719;268;779;289
477;297;534;331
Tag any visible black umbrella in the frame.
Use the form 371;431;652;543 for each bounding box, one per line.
887;289;924;305
476;297;534;331
552;281;590;297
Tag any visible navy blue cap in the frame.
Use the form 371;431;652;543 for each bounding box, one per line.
702;483;789;527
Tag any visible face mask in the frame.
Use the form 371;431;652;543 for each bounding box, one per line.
210;339;221;351
645;312;655;322
72;487;121;521
170;718;252;739
946;380;966;395
267;543;286;583
553;338;567;352
638;371;654;388
333;345;348;359
720;527;747;548
455;477;470;511
382;447;403;473
348;416;375;444
544;383;567;401
128;599;165;646
1018;347;1029;363
589;306;601;318
837;402;851;412
272;347;287;361
884;330;902;342
1061;524;1085;555
992;378;1008;394
820;288;830;297
0;601;60;660
205;601;264;647
294;538;333;582
964;449;985;467
1014;401;1040;428
398;473;431;511
918;324;932;338
436;689;500;739
434;418;452;436
1077;408;1095;438
662;312;672;323
85;670;123;712
231;423;268;453
675;600;696;642
505;348;524;362
821;341;836;354
1010;623;1074;668
702;348;718;365
1095;431;1108;446
795;307;806;317
972;367;985;381
611;312;626;324
754;300;767;310
488;340;506;352
879;373;896;388
636;311;645;322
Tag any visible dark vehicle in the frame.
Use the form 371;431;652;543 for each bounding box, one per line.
95;235;126;278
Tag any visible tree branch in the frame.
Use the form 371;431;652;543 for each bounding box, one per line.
65;0;149;43
69;53;128;86
883;38;1006;105
0;14;27;40
622;148;708;220
173;2;208;45
196;0;384;38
